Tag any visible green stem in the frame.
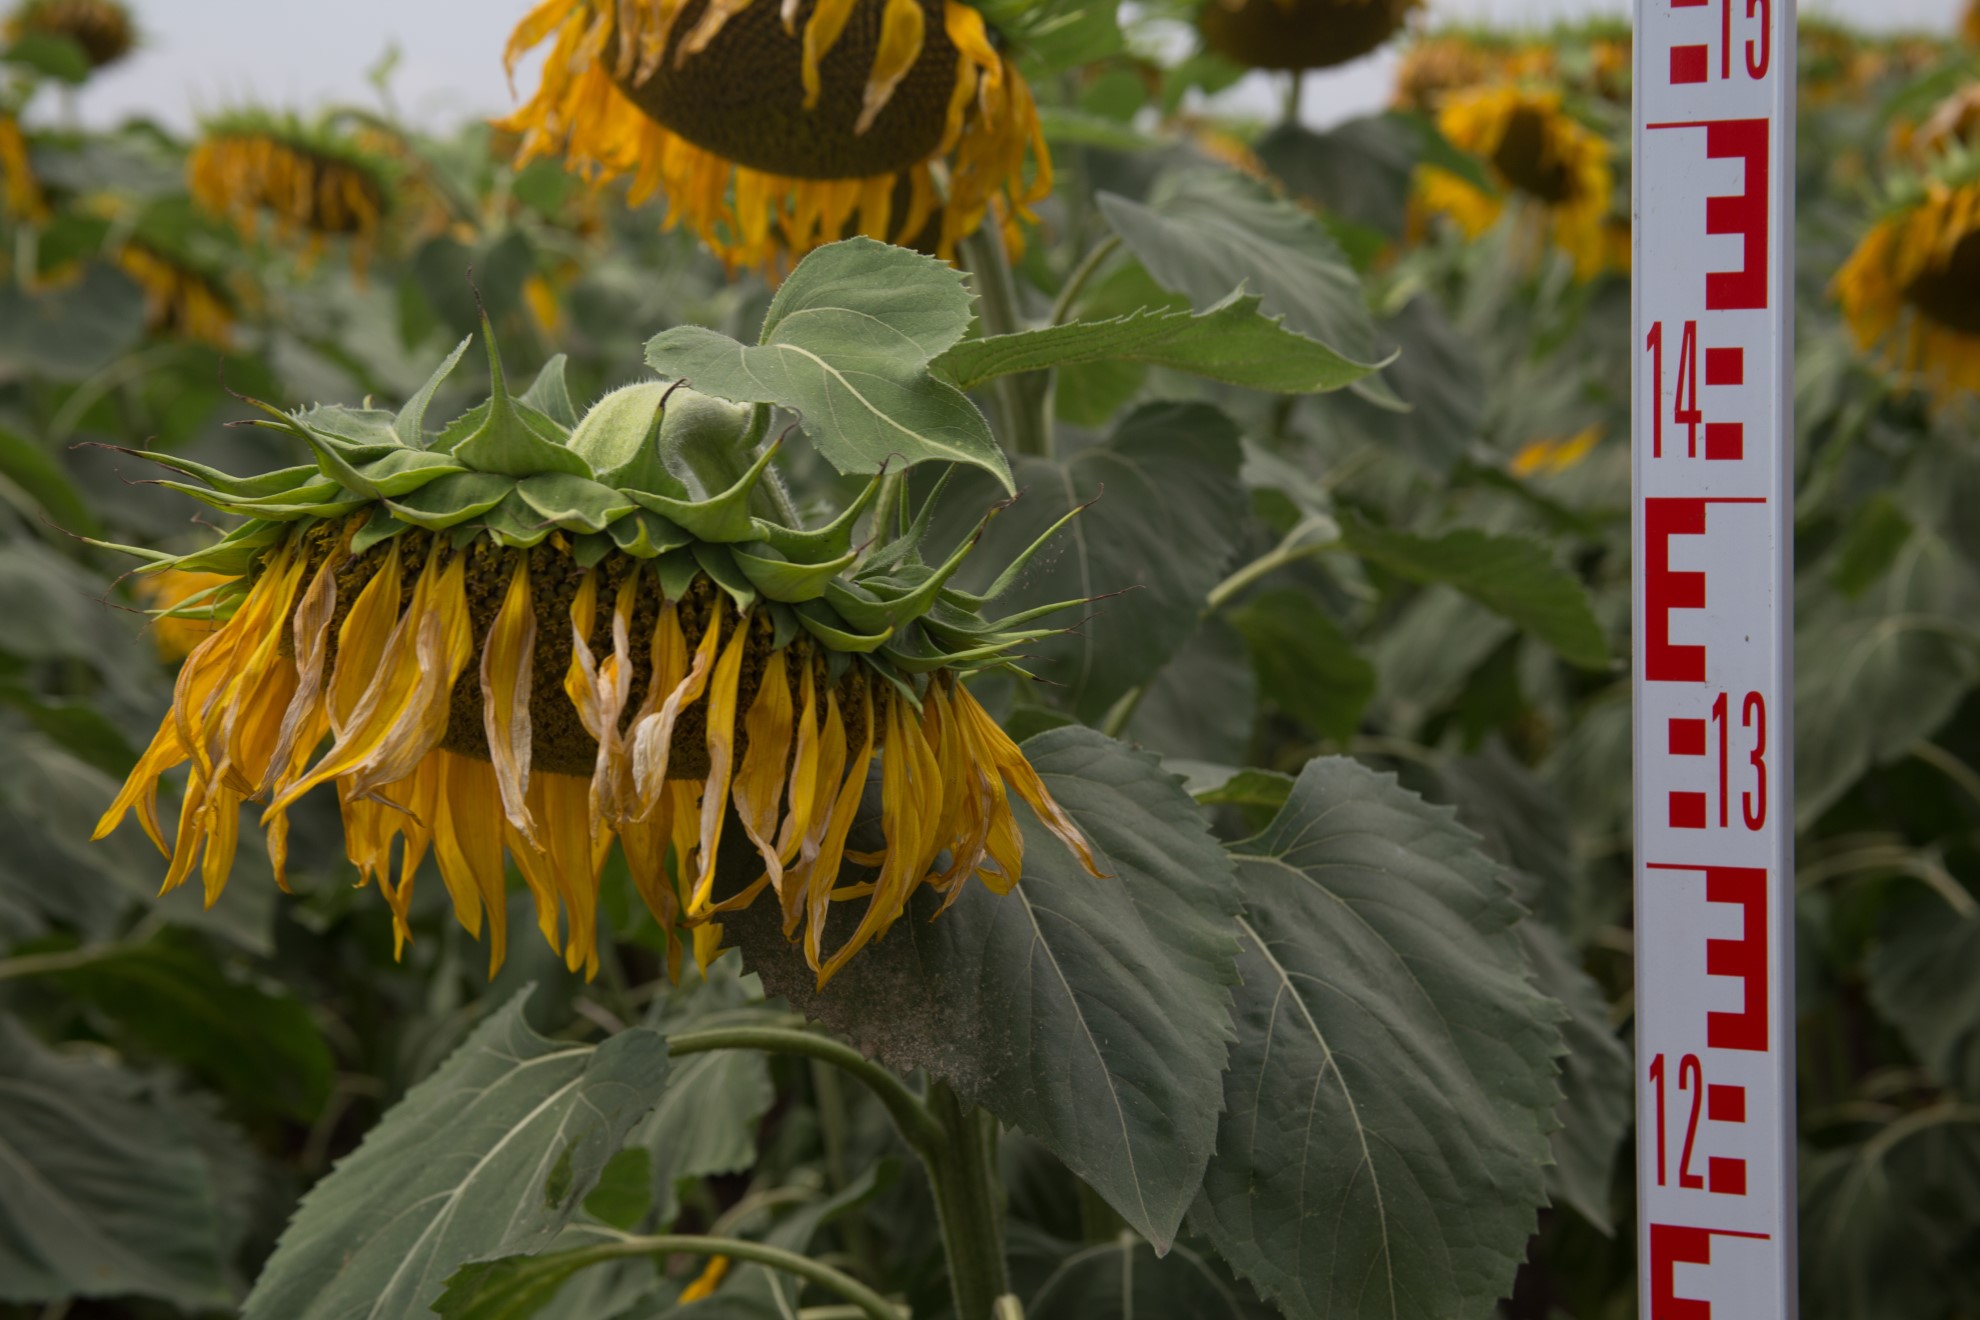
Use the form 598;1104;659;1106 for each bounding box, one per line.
1099;522;1342;739
667;1026;944;1154
1283;70;1305;125
959;228;1050;458
560;1234;902;1320
923;1080;1014;1320
1048;235;1121;328
811;1059;883;1281
0;942;135;983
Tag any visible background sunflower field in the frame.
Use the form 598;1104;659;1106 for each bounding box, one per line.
1;0;1978;1318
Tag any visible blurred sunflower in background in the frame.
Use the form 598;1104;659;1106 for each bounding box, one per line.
188;114;392;275
95;317;1102;987
133;568;233;661
1415;83;1614;279
114;241;237;348
0;113;44;221
5;0;134;70
1966;0;1979;47
1198;0;1421;74
1891;84;1980;163
499;0;1050;276
1835;155;1980;401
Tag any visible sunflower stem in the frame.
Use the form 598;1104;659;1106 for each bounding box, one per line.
529;1233;902;1320
666;1025;944;1153
959;229;1051;459
924;1079;1015;1320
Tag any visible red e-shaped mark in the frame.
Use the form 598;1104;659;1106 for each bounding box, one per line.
1706;865;1769;1051
1645;499;1707;683
1651;1223;1772;1318
1705;120;1768;310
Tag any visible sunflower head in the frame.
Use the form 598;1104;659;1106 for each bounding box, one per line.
94;315;1101;986
1835;152;1980;401
114;241;239;348
1895;84;1980;165
6;0;134;69
1199;0;1420;73
187;113;392;274
1415;83;1616;280
498;0;1050;275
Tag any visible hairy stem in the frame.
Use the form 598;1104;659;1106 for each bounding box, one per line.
959;228;1050;459
923;1080;1015;1320
556;1234;902;1320
667;1026;944;1153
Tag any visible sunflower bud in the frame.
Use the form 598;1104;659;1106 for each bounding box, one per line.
95;319;1101;988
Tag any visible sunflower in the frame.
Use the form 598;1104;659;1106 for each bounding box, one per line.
1199;0;1420;72
1834;157;1980;401
0;113;45;222
94;317;1101;986
5;0;134;69
498;0;1050;276
1893;84;1980;164
1415;84;1615;280
1966;0;1980;48
188;115;390;275
115;243;236;349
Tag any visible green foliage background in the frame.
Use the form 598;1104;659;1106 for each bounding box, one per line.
1;4;1978;1319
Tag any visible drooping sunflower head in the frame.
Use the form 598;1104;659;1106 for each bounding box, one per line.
1415;83;1616;280
114;242;238;349
6;0;135;69
1893;84;1980;165
187;113;392;274
1834;153;1980;402
498;0;1050;275
1199;0;1421;73
94;319;1101;987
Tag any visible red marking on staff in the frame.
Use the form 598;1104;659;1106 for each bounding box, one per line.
1670;44;1710;83
1705;422;1744;461
1709;1156;1748;1196
1670;718;1707;755
1645;499;1708;683
1706;866;1769;1051
1650;1224;1774;1319
1706;120;1769;310
1671;792;1708;829
1707;1084;1746;1123
1706;346;1744;385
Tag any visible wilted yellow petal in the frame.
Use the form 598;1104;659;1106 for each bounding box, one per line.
482;553;540;844
853;0;927;135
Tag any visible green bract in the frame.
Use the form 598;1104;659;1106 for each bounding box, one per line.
108;317;1085;686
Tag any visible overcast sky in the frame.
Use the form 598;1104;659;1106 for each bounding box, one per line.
40;0;1975;137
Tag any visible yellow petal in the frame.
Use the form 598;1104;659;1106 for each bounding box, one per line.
481;553;540;843
689;611;753;913
800;0;860;109
802;683;874;976
955;683;1104;877
434;751;508;971
853;0;928;135
629;602;721;813
732;646;794;892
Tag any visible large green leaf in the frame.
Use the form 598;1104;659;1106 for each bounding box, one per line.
0;725;147;945
1125;615;1257;764
1867;893;1980;1098
1520;922;1631;1234
1795;532;1980;826
1097;172;1379;370
46;931;334;1122
1195;757;1565;1320
644;238;1010;491
0;263;145;382
1801;1111;1980;1320
1257;114;1493;242
1306;296;1485;473
0;1019;235;1309
931;292;1377;395
1229;588;1375;742
1340;515;1610;669
632;953;778;1226
930;401;1247;721
723;727;1242;1251
241;991;670;1320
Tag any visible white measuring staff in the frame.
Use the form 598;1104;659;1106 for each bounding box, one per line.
1632;0;1797;1314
